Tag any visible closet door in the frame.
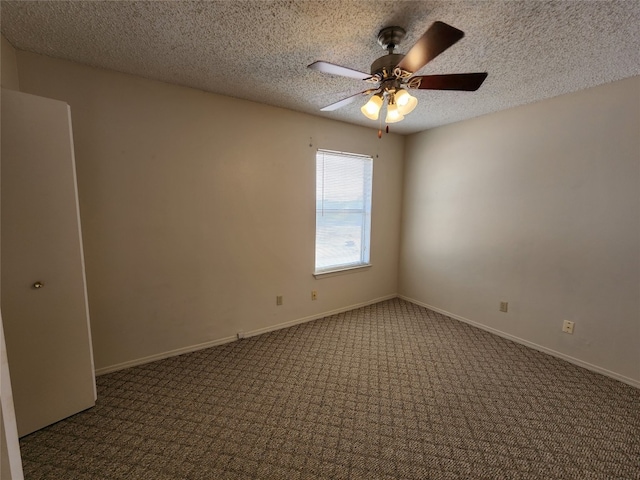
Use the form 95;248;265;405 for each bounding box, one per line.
1;89;96;437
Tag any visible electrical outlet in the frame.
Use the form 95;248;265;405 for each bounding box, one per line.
499;301;508;313
311;290;317;300
562;320;575;334
276;295;283;306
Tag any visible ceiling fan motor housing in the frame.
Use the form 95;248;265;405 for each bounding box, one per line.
370;53;405;78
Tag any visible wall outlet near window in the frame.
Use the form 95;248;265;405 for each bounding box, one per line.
562;320;575;334
276;295;283;306
499;301;508;313
311;290;317;301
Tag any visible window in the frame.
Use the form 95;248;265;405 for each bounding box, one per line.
315;149;373;274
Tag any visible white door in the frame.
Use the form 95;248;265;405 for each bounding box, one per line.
1;89;96;437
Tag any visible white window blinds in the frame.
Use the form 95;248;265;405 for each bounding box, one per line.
315;149;373;273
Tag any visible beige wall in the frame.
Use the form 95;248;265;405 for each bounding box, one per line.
400;76;640;386
1;35;19;90
15;51;404;372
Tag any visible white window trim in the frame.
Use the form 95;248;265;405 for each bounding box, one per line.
313;263;372;279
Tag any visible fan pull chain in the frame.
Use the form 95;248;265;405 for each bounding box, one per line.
377;120;390;137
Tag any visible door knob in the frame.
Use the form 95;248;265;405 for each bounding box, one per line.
33;281;44;289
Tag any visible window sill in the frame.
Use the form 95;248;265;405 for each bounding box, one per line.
313;264;372;279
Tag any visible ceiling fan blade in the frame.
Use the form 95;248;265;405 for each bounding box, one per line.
308;61;371;80
411;73;488;91
320;90;374;111
396;21;464;73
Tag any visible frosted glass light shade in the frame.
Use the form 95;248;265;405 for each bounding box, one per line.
396;89;418;115
385;103;404;123
361;95;383;120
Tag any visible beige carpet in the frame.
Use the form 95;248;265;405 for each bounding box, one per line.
19;298;640;479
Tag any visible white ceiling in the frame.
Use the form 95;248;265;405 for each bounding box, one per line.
2;1;639;135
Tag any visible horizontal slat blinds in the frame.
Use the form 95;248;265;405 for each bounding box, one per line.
315;149;373;273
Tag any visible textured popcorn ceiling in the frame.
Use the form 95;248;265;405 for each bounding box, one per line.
2;1;639;135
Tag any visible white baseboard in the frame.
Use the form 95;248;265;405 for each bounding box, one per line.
95;335;237;375
241;294;397;339
96;294;397;376
399;295;640;390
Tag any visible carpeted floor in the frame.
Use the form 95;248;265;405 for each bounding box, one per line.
19;298;640;479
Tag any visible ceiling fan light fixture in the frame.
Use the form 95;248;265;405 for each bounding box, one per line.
395;89;418;115
361;94;383;120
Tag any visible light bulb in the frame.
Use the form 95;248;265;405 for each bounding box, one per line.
385;102;404;123
360;95;383;120
395;89;411;106
396;89;418;115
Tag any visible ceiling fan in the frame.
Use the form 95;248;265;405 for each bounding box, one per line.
308;21;488;129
